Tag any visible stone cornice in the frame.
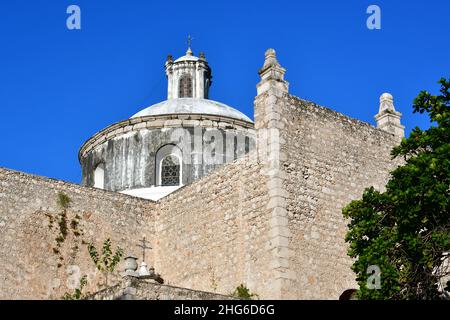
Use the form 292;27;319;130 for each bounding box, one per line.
78;113;255;163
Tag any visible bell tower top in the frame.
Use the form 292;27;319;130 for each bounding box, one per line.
165;42;212;100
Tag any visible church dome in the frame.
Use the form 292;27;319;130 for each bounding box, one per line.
79;44;256;201
174;48;199;63
131;98;253;123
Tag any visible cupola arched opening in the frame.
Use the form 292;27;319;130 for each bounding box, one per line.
93;163;105;189
178;74;193;98
161;155;180;186
155;144;183;187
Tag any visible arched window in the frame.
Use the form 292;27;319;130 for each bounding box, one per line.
179;74;193;98
155;144;183;187
93;163;105;189
204;72;210;98
161;155;180;186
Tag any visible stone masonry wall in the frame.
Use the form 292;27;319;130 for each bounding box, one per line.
249;49;405;299
277;94;402;299
80;115;255;191
88;277;234;300
0;97;403;300
153;153;276;299
0;58;405;300
0;93;403;300
0;168;155;299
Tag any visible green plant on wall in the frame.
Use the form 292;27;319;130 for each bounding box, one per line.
57;191;72;209
70;214;82;237
56;192;70;245
49;192;86;269
87;238;124;287
62;275;88;300
231;284;258;300
48;192;73;266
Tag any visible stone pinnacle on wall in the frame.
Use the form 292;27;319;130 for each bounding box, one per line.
374;93;405;138
257;48;289;95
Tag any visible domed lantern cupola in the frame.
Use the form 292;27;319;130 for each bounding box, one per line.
79;41;254;201
165;43;212;100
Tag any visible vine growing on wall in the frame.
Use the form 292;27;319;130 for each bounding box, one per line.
87;238;124;287
62;275;88;300
56;192;70;245
46;192;85;268
60;238;123;299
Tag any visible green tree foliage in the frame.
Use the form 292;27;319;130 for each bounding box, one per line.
343;78;450;300
87;238;124;287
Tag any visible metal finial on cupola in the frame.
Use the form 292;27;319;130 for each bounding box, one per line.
186;35;194;56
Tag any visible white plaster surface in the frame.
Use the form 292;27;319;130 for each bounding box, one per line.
120;186;182;201
131;98;253;123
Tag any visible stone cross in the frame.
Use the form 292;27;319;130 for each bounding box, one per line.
187;35;194;48
137;236;152;263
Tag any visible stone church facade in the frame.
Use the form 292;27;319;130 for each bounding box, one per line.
79;47;255;200
0;47;404;299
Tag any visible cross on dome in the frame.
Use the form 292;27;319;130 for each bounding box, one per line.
164;40;212;100
186;35;194;56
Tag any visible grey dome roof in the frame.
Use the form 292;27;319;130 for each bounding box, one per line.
131;98;253;123
174;54;199;63
173;47;199;63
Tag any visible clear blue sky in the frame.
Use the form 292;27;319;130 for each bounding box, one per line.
0;1;449;183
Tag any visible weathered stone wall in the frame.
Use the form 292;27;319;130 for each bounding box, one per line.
0;168;155;299
88;277;234;300
0;96;403;300
0;93;403;300
0;154;277;300
0;49;405;300
274;94;402;299
152;153;276;299
80;114;255;191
